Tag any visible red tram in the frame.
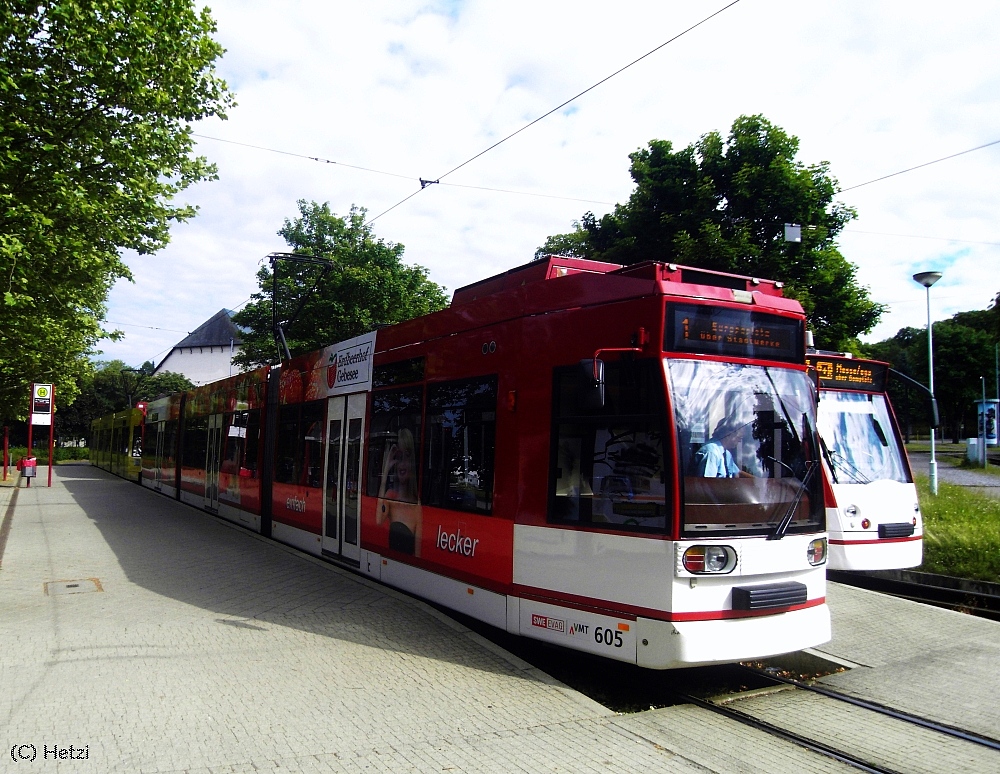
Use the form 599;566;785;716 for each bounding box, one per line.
138;257;831;669
808;352;922;570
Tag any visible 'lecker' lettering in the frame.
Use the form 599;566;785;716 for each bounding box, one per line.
435;525;480;557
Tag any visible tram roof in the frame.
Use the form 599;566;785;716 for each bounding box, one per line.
376;256;803;353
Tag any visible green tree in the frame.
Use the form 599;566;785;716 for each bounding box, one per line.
0;0;234;420
537;115;883;351
234;201;449;368
866;327;932;441
866;304;999;443
140;371;197;402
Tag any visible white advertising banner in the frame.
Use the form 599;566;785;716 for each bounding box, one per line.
325;331;377;396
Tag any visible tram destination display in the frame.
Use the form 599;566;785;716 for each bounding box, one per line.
665;304;803;363
807;356;888;392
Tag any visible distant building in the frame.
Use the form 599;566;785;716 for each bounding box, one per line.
153;309;245;386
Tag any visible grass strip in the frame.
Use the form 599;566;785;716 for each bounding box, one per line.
916;474;1000;583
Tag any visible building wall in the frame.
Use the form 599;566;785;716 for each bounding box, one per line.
156;345;243;386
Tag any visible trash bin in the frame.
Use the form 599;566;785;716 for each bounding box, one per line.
17;456;37;480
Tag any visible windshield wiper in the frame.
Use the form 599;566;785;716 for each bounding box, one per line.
827;450;872;484
768;460;818;541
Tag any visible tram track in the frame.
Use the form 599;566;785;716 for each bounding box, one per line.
431;604;1000;772
677;689;905;774
673;664;1000;774
738;664;1000;752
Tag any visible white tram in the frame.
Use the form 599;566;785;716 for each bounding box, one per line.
809;352;922;570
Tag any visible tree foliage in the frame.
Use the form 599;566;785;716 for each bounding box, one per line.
0;0;234;420
233;201;449;368
866;303;999;443
536;115;883;351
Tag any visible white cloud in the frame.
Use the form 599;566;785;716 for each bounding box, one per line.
101;0;1000;366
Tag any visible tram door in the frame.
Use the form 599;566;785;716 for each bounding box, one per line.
322;393;365;563
205;413;224;510
153;421;166;491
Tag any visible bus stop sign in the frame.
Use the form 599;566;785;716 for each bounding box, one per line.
31;384;53;425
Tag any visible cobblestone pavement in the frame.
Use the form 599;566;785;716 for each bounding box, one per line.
1;465;871;774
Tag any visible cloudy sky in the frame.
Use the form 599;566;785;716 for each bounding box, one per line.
101;0;1000;368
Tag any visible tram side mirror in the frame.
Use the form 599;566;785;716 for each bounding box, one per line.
578;358;605;411
929;397;940;430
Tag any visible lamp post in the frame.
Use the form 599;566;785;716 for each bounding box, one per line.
913;271;942;495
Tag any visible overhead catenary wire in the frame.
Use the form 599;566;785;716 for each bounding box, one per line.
192;131;1000;240
138;130;999;365
193;133;615;206
191;133;415;181
840;139;1000;192
105;321;191;334
367;0;744;223
192;127;1000;243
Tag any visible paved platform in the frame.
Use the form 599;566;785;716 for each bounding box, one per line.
2;466;997;773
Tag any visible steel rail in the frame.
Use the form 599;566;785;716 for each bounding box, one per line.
741;665;1000;751
678;691;904;774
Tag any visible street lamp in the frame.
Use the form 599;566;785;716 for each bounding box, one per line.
913;271;942;495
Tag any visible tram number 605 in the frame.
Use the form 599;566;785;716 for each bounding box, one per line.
595;627;623;648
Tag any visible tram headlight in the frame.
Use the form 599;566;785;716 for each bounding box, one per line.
682;545;736;574
807;538;827;566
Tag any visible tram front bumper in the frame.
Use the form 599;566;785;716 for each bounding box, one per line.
634;602;831;670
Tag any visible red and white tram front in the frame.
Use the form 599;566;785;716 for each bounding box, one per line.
519;294;831;669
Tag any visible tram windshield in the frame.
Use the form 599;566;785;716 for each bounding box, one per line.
667;359;823;537
816;391;910;484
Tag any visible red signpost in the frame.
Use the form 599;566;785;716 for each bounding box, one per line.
27;383;55;488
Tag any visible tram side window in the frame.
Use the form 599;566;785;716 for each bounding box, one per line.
115;426;128;455
183;416;208;469
145;423;160;461
549;360;669;532
275;405;299;484
244;410;261;477
300;401;325;488
274;401;325;488
223;410;261;477
423;376;497;515
366;387;423;500
162;421;177;466
223;412;243;472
